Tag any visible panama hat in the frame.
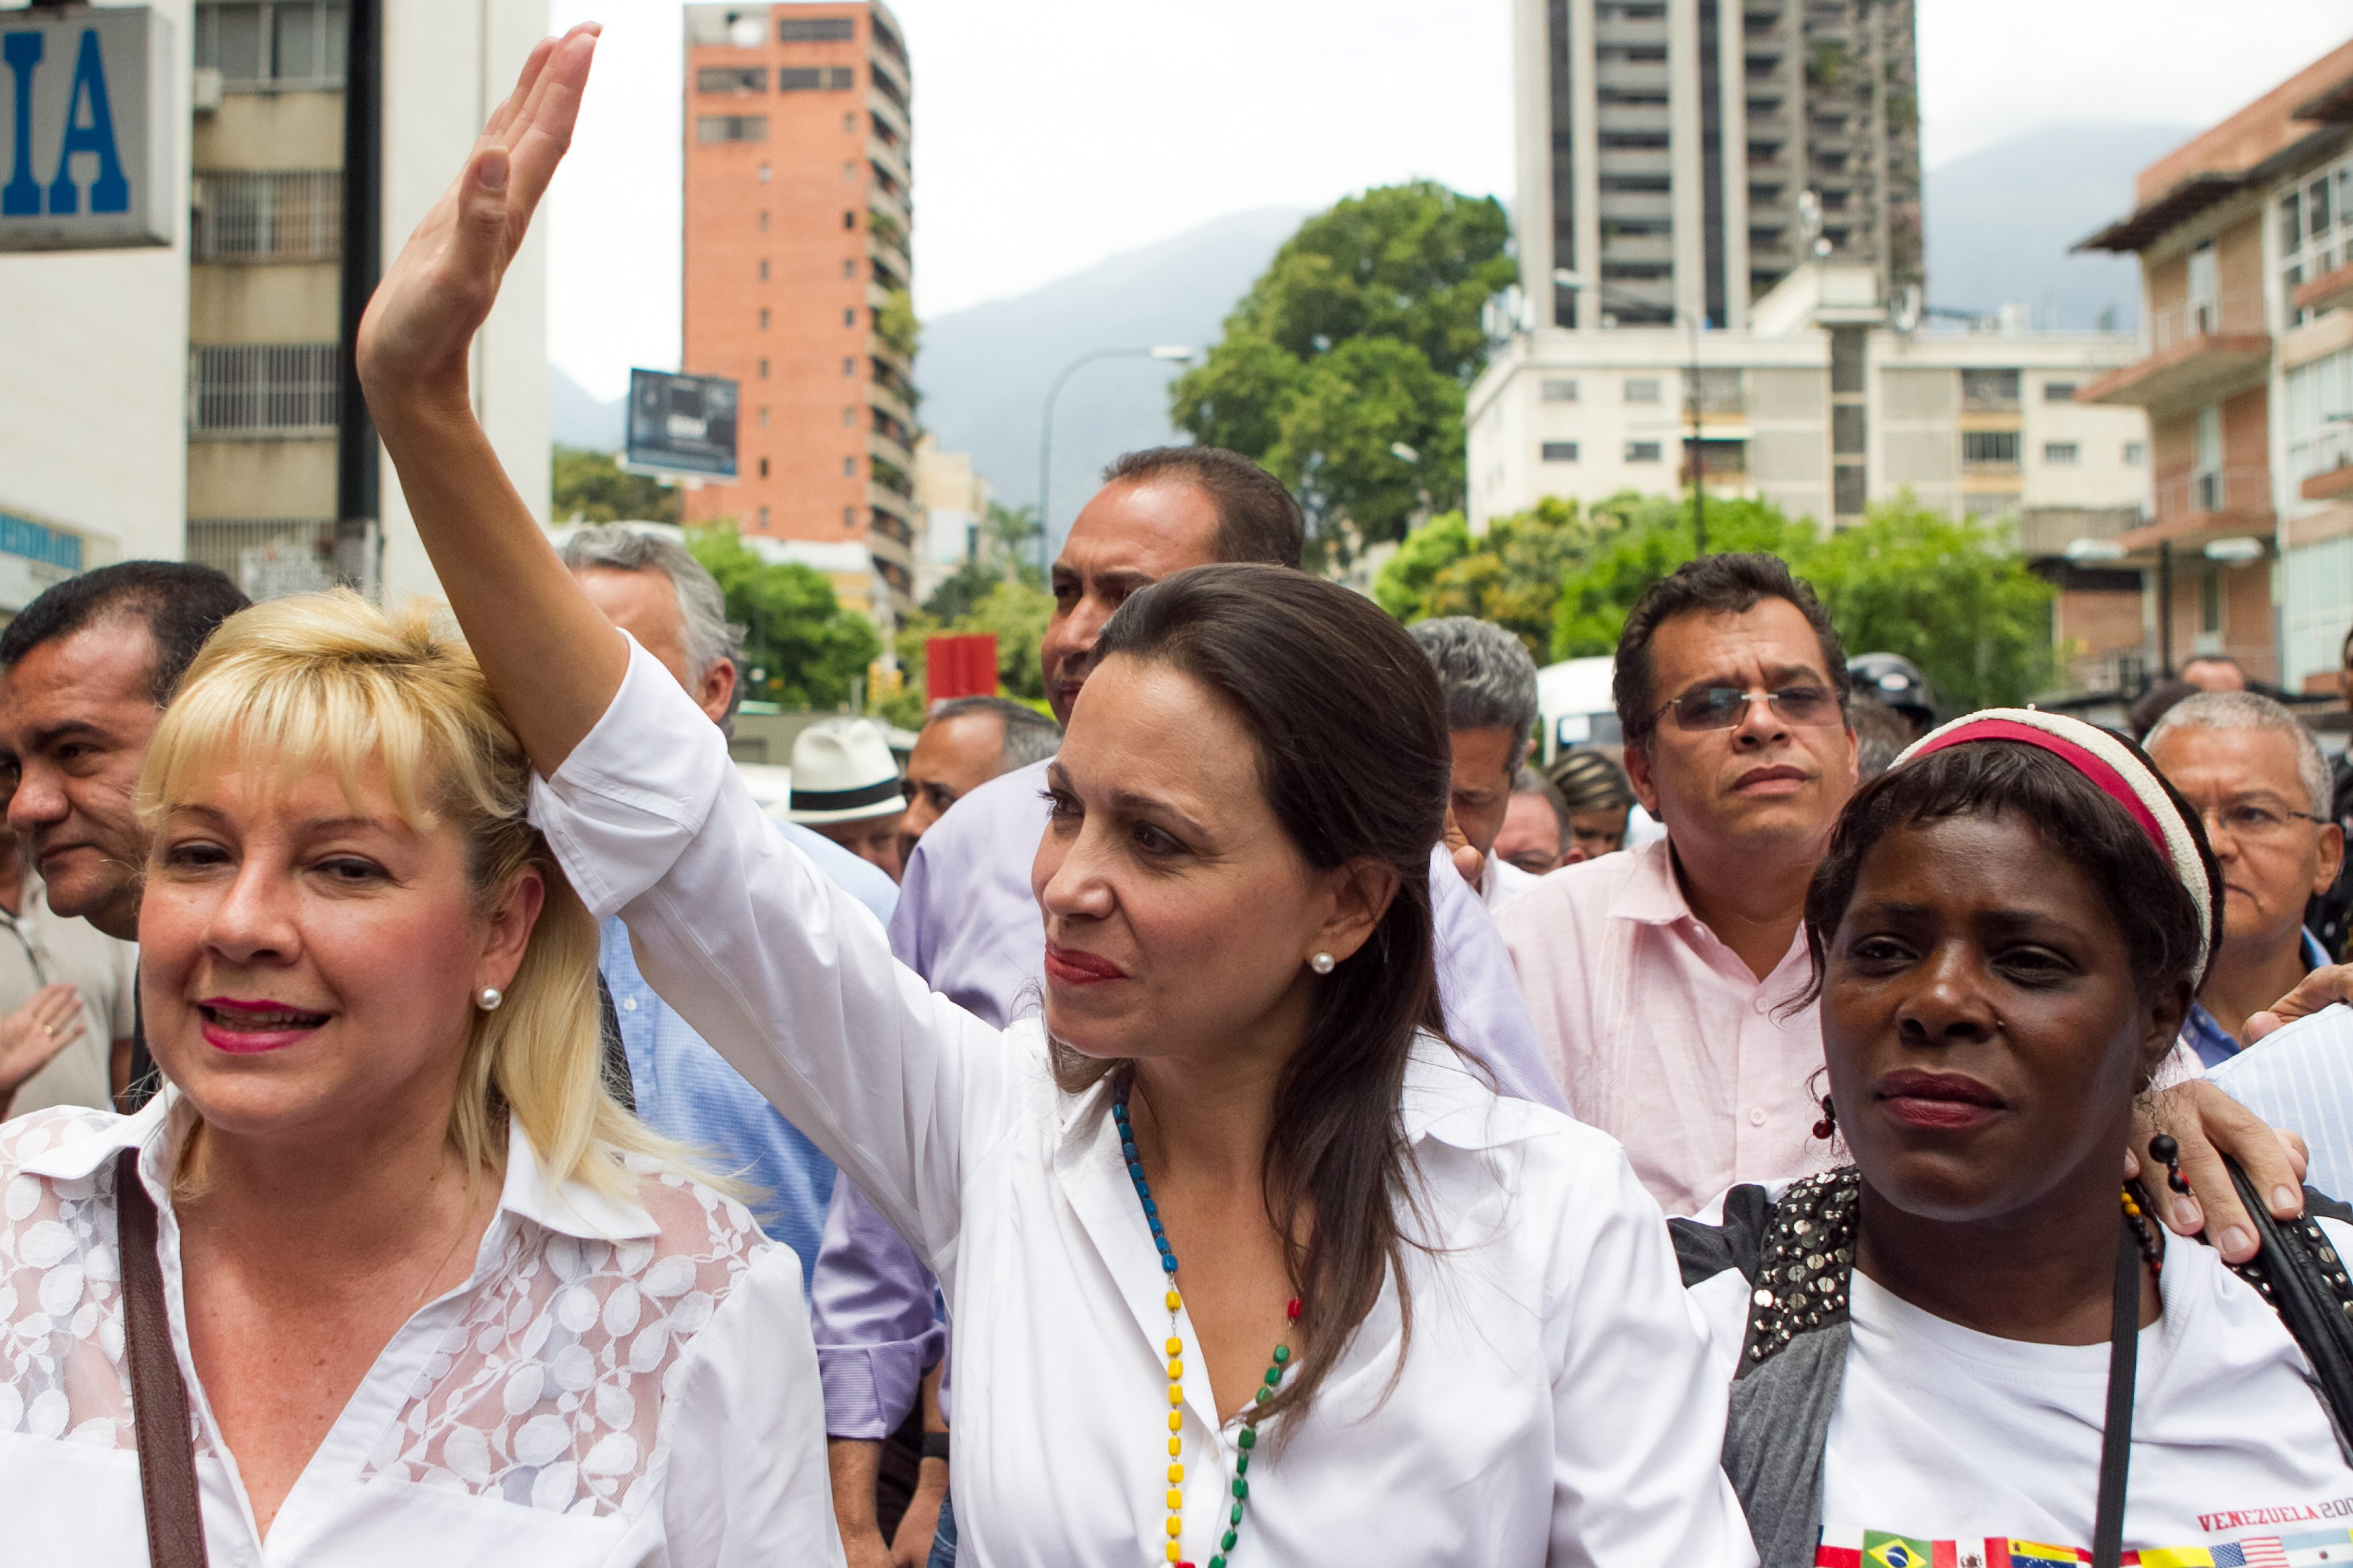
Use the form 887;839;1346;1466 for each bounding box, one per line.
787;717;904;824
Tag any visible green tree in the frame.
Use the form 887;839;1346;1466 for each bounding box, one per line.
1550;497;1812;658
1372;498;1603;657
685;525;879;710
1170;181;1518;546
551;446;679;525
1800;499;2055;712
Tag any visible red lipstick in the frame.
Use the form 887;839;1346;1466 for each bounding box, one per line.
1043;943;1128;985
197;996;331;1055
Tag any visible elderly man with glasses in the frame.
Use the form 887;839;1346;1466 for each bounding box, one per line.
1497;553;1861;1214
2145;691;2344;1063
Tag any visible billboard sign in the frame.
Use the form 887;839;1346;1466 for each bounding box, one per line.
626;369;738;481
0;8;175;251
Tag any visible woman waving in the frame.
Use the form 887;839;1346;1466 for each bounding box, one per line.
356;28;1754;1567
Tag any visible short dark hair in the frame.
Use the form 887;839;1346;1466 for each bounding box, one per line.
1101;446;1304;569
1612;552;1848;747
929;694;1061;771
0;561;250;705
1804;735;2219;1020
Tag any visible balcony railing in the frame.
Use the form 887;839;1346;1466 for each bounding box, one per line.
2147;295;2268;354
2152;465;2272;526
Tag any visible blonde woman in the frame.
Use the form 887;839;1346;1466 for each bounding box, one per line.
0;593;840;1564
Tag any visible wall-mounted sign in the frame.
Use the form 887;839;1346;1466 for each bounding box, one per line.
0;8;175;251
625;369;738;481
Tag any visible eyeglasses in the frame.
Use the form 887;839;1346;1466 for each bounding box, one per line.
2194;800;2327;843
1653;684;1841;732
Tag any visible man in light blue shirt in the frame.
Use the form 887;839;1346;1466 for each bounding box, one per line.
2145;691;2344;1068
564;526;898;1277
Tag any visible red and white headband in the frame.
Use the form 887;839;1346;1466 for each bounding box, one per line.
1892;708;2213;977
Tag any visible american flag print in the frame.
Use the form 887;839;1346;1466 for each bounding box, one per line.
1812;1524;2353;1567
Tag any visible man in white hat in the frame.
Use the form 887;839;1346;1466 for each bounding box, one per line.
791;716;909;882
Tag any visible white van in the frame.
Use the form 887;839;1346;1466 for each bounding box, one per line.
1536;656;1621;766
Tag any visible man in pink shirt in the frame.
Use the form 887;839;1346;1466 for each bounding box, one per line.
1498;554;1859;1215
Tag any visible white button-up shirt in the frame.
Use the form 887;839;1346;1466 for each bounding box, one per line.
534;640;1756;1567
0;1093;840;1566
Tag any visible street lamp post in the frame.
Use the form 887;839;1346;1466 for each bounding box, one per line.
1554;270;1707;556
1037;345;1196;574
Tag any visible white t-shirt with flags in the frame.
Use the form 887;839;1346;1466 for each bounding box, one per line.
1688;1198;2353;1567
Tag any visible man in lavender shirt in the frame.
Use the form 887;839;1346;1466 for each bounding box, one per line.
811;446;1564;1567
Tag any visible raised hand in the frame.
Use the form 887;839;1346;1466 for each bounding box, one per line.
356;24;598;415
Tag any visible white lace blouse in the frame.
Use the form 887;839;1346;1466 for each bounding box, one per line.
0;1094;842;1565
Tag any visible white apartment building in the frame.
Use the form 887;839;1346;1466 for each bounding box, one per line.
1469;262;2151;538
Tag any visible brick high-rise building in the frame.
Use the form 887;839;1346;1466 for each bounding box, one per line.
1513;0;1922;333
682;2;918;630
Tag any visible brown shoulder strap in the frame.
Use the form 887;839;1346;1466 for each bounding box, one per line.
114;1145;210;1568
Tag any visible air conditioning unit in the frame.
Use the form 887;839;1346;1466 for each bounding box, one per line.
192;67;223;113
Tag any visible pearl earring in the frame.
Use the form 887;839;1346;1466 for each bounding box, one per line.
1310;952;1336;975
476;987;503;1012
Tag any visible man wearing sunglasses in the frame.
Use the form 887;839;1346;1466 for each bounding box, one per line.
2145;691;2342;1062
1497;552;1860;1215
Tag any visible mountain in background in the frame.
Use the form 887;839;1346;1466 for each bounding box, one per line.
914;206;1306;546
551;363;626;451
549;126;2190;542
1921;123;2191;328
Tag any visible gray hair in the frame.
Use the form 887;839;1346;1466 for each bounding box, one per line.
2145;689;2331;817
931;695;1062;772
1407;617;1539;766
560;526;744;731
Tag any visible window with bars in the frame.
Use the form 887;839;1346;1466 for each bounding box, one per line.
1540;378;1579;403
2042;442;2080;465
194;0;348;89
1541;441;1580;462
193;171;340;261
189;344;339;433
186;519;340;600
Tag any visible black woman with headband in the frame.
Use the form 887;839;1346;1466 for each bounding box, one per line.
1675;709;2353;1568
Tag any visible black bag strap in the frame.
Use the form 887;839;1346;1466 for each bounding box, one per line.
2217;1160;2353;1446
2090;1221;2141;1568
114;1145;210;1568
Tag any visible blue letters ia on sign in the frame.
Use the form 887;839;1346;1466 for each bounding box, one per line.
0;26;130;219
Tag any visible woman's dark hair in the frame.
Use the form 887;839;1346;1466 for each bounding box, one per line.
1051;562;1453;1425
1802;737;2221;1065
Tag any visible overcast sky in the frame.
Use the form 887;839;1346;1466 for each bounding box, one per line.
545;0;2353;400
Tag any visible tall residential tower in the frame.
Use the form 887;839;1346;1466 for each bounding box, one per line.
681;2;917;630
1513;0;1921;332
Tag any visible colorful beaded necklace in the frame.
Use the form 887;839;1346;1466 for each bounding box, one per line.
1114;1091;1295;1568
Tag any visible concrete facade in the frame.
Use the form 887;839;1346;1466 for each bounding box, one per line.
0;0;194;605
1469;267;2148;530
679;1;917;632
184;0;547;606
1512;0;1921;335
